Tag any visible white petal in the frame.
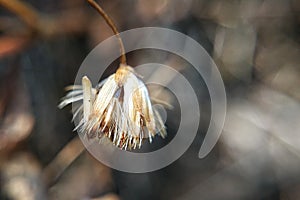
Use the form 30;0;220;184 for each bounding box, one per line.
82;76;93;122
139;80;156;135
58;95;83;109
72;104;83;121
153;108;167;138
93;74;119;117
123;72;140;137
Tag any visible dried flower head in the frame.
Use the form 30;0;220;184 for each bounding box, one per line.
59;0;167;150
59;64;166;150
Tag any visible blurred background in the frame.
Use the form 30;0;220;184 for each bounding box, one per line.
0;0;300;199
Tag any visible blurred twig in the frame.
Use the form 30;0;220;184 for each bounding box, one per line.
0;0;90;57
42;136;85;186
0;0;89;38
0;64;34;161
0;0;40;33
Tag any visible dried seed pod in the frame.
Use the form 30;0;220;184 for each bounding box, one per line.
59;65;166;150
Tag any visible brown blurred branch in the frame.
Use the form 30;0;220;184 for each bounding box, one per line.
0;0;41;34
0;0;90;37
42;136;85;186
0;0;90;57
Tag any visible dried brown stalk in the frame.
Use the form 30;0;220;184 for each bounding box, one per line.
0;0;40;33
42;136;85;186
86;0;126;65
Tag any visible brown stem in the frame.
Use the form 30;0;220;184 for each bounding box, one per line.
42;136;85;186
86;0;126;65
0;0;40;33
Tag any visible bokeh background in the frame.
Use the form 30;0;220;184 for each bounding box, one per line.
1;0;300;199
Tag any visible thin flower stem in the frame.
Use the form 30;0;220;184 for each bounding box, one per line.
86;0;127;65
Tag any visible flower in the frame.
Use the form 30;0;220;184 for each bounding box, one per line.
59;64;166;150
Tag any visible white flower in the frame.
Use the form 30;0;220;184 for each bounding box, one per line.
59;64;166;150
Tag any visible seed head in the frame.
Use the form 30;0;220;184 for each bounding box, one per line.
59;65;167;150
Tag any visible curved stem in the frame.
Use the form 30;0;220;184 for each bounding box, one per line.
0;0;40;32
86;0;126;65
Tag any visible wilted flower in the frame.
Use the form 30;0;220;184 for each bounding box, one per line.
59;64;166;150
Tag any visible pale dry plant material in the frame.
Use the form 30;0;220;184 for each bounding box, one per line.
59;65;166;150
59;0;167;149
